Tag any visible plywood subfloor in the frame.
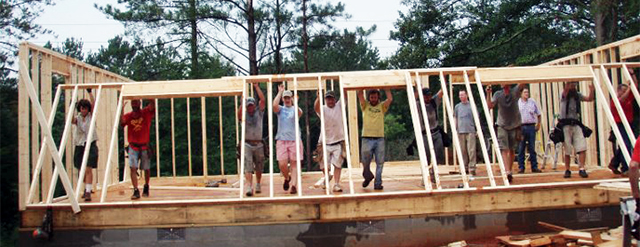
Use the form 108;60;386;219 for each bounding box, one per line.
64;163;622;204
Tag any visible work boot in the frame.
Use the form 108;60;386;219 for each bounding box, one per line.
579;169;588;178
83;192;91;202
283;177;290;191
564;170;571;178
362;171;374;188
532;168;542;173
517;168;525;174
142;184;149;197
374;184;384;190
507;174;513;183
290;185;297;194
245;185;253;197
608;163;621;174
131;189;140;200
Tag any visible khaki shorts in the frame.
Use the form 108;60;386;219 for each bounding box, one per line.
497;126;520;151
244;143;265;173
324;143;344;168
563;125;587;153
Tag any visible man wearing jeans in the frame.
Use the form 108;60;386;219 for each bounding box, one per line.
454;90;476;175
609;71;637;175
517;88;542;174
121;99;155;199
358;89;393;190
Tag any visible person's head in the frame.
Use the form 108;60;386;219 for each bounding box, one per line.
282;90;293;106
522;88;530;100
368;89;380;106
246;97;256;114
422;88;432;104
565;81;578;92
131;99;142;111
617;84;629;97
76;99;92;117
459;90;468;103
325;91;337;108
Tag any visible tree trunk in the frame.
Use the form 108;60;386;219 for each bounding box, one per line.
189;0;199;78
301;0;311;170
247;0;258;75
274;0;283;74
593;0;619;46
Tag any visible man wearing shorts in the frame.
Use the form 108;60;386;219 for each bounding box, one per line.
121;98;155;199
314;90;345;193
487;84;523;183
72;89;98;201
358;89;393;190
454;90;477;175
559;82;594;178
274;84;303;194
238;82;266;196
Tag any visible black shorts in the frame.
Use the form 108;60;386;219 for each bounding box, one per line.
74;141;99;169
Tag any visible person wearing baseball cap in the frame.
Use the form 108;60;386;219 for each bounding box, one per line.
273;83;304;194
237;82;266;196
314;90;346;193
357;88;393;190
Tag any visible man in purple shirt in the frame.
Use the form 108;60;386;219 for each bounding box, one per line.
517;88;542;173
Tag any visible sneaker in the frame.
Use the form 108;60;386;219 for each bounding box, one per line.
81;191;88;199
333;184;343;192
290;186;297;194
83;192;91;202
531;168;542;173
245;186;253;197
283;178;290;191
518;169;525;174
579;169;588;178
131;189;140;200
564;170;571;178
507;174;513;183
362;172;374;188
374;185;384;190
255;183;261;194
142;184;149;197
608;163;622;174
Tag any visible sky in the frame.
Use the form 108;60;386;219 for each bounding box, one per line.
32;0;409;66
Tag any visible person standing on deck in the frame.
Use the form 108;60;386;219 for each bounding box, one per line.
516;88;542;174
314;90;346;193
609;70;637;175
558;82;595;178
274;84;304;195
454;90;477;175
357;89;393;190
121;98;155;200
238;82;266;196
72;89;99;202
486;84;524;183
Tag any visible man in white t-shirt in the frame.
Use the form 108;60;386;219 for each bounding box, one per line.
314;90;346;193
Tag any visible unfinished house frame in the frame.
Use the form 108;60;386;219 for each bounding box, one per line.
17;35;640;229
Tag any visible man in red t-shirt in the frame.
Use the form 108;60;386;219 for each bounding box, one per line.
609;83;634;175
121;99;155;199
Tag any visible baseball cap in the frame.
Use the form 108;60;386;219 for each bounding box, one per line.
283;90;293;97
246;97;256;105
422;88;431;95
325;91;336;99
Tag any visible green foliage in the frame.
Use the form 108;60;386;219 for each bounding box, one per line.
384;113;406;140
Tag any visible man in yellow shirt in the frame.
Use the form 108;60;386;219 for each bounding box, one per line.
357;89;393;190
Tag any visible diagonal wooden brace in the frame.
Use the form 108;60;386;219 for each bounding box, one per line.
20;61;80;213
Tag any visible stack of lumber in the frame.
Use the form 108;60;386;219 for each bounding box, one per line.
495;222;631;247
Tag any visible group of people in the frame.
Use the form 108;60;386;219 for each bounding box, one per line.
72;69;638;200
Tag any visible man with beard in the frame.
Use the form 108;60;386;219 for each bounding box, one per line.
357;89;393;190
314;90;346;193
121;98;155;199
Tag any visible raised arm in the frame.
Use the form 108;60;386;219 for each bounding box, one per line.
254;83;266;111
619;85;632;101
87;89;95;106
273;83;284;113
237;105;243;121
314;91;321;115
435;89;443;100
582;84;595;102
383;89;393;109
120;101;129;127
357;90;366;108
486;86;494;109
